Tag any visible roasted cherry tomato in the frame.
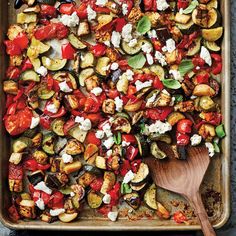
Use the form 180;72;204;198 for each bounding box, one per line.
176;132;190;146
85;131;101;146
107;89;120;99
59;3;75;15
40;4;57;18
4;107;33;136
145;107;173;121
177;119;193;134
173;211;187;224
84;96;100;113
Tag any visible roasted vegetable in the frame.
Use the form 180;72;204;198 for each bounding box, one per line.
87;191;103;209
131;163;149;186
100;171;116;194
123;192;141;210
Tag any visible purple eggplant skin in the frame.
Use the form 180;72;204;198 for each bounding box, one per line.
14;0;23;9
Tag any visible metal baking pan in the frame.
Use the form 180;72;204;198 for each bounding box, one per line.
0;0;231;231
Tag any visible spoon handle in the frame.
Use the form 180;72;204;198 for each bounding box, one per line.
188;192;216;236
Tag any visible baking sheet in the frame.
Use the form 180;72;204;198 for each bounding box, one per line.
0;0;231;231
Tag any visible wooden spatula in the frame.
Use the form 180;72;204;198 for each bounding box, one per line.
144;146;216;236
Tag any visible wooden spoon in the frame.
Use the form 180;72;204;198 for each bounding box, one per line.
144;146;216;236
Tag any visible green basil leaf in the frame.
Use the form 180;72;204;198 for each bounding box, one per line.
179;59;194;76
163;79;181;89
215;124;226;138
128;53;146;69
121;183;132;194
173;94;183;103
183;1;199;14
114;132;121;145
137;16;151;35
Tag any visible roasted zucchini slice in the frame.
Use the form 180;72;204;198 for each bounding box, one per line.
203;40;220;52
202;27;223;41
131;163;149;186
17;13;37;24
42;133;55;155
79;68;95;86
68;33;87;50
167;112;185;126
149;65;165;81
53;71;77;90
176;20;196;34
95;57;110;77
13;137;32;153
150;142;167;159
186;37;201;56
134;134;150;157
37;86;55;100
112;117;131;134
144;184;158;210
68;125;88;143
80;52;95;69
175;13;191;24
87;191;103;209
21;70;40;82
121;39;143;55
51;119;65;136
42;57;67;71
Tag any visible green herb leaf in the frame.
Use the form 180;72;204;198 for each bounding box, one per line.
128;53;146;69
213;142;220;153
183;0;199;14
140;123;145;133
173;94;183;103
121;183;132;194
215;124;226;138
113;132;121;145
162;79;181;89
179;59;195;76
137;16;151;35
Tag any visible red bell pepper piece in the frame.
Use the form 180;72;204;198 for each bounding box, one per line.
126;146;139;161
143;0;154;11
61;42;76;59
173;211;187;224
40;115;52;130
85;131;101;146
196;72;210;84
177;119;193;134
21;58;33;71
7;103;17;115
75;3;88;19
6;95;14;109
8;205;20;222
122;134;136;144
107;89;120;99
118;59;130;71
153;76;164;89
84;96;100;113
59;3;75;15
114;18;127;32
97;205;112;216
13;32;29;50
176;132;190;146
210;54;222;75
85;113;103;126
94;6;111;13
177;0;189;10
44;105;67;118
40;4;57;18
131;159;141;173
6;66;21;79
48;191;64;209
108;183;120;206
120;160;131;176
127;85;137;97
4;40;21;56
90;44;107;57
145;107;173;121
90;177;103;191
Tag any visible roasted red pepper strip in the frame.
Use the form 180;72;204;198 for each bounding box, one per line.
90;44;107;57
8;205;20;222
6;66;21;79
145;107;173;121
61;42;76;59
4;40;21;56
126;146;139;161
122;134;136;144
13;32;29;50
85;131;101;146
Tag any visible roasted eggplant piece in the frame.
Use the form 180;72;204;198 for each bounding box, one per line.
63;161;82;174
83;165;102;176
27;170;44;186
68;125;88;143
77;21;90;37
95;156;107;170
84;144;99;163
167;112;185;126
9;153;23;165
80;52;95;69
130;182;147;191
53;71;77;90
144;184;158;210
124;99;143;112
102;99;115;114
32;150;48;164
19;200;36;219
78;172;96;187
193;84;215;97
42;133;55;155
3;80;18;95
150;142;167;159
123;192;141;210
65;139;84;155
13;137;32;153
45;174;62;189
95;57;110;77
131;163;149;186
50;157;63;173
177;146;187;160
100;171;116;194
112;117;131;133
79;68;95;87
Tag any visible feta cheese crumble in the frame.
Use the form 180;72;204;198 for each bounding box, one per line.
59;81;72;93
122;3;128;15
110;62;119;70
165;38;176;53
142;43;153;53
156;0;169;11
114;97;123;112
190;134;202;146
60;12;80;27
50;208;65;217
34;181;52;195
87;5;97;21
103;194;111;204
135;80;153;91
91;87;103;96
205;142;215;157
111;31;121;48
122;24;133;42
102;123;113;137
108;211;118;222
128;39;138;48
148;29;157;38
95;130;105;139
146;53;154;65
103;136;115;149
30;116;40;129
200;46;212;66
96;0;108;6
123;170;135;184
62;153;73;163
146;93;157;106
46;103;58;114
169;69;183;82
120;69;134;81
35;198;45;210
147;120;172;134
106;149;113;157
122;141;130;147
80;118;92;131
155;51;167;66
36;66;48;77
